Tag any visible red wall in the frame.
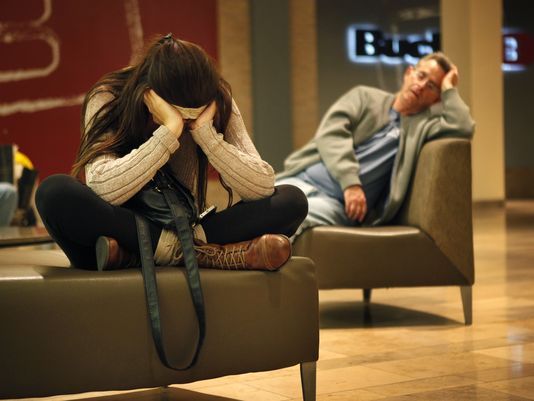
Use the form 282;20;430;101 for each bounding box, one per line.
0;0;218;179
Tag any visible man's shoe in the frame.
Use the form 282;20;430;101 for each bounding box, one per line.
96;236;140;271
194;234;291;271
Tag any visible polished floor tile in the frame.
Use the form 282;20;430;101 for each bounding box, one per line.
187;383;289;401
362;375;477;397
376;385;533;400
361;352;514;379
479;376;534;399
458;363;534;383
246;365;409;398
474;343;534;364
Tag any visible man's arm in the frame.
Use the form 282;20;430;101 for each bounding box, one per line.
314;87;365;190
314;87;370;222
426;66;475;140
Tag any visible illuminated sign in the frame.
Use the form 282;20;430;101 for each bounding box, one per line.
502;31;534;71
347;25;439;65
347;25;534;71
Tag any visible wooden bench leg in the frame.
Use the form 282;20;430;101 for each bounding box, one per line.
460;286;472;325
300;361;316;401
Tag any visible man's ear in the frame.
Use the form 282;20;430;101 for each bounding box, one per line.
404;65;414;78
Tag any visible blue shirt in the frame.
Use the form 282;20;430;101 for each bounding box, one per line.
298;109;400;210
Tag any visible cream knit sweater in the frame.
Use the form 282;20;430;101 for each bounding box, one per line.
84;91;275;206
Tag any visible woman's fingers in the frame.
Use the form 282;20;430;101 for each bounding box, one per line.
143;89;184;137
191;100;217;130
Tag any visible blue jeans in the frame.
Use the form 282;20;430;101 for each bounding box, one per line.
275;176;354;240
0;182;18;226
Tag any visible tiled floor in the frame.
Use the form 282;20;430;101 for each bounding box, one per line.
6;201;534;401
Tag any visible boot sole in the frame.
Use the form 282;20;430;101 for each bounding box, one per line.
95;236;110;272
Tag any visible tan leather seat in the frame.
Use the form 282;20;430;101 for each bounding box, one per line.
0;249;319;400
294;138;474;324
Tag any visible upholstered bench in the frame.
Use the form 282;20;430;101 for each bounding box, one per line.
0;248;319;400
294;138;474;324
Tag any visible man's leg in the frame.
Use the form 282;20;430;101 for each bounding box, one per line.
293;192;351;238
275;176;351;240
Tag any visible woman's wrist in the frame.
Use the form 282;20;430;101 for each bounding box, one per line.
153;125;180;153
164;120;184;137
190;119;212;131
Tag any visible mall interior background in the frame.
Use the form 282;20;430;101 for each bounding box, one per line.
1;0;533;201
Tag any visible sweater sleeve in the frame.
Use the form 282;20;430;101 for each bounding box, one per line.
425;88;475;140
83;92;180;205
314;87;365;190
190;99;275;201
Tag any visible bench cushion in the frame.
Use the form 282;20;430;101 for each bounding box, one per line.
0;249;318;399
293;226;472;289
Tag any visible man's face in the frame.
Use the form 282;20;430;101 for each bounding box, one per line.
397;59;446;115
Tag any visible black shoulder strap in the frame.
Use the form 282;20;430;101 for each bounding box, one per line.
135;185;205;370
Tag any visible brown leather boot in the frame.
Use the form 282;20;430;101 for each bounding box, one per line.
96;236;140;271
193;234;291;271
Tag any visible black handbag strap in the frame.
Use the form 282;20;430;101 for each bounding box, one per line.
135;185;205;370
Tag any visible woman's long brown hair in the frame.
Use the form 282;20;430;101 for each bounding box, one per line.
72;34;233;210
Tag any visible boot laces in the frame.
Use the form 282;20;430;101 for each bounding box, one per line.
196;244;247;269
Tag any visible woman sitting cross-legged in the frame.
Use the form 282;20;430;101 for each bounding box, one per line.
36;33;307;271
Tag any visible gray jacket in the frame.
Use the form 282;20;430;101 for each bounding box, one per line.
277;85;475;225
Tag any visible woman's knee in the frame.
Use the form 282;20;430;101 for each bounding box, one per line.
274;184;309;222
36;174;83;216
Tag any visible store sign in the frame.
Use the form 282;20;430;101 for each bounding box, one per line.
502;31;534;71
347;25;534;71
346;25;439;64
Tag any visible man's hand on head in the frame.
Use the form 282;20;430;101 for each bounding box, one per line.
344;185;367;223
441;65;459;91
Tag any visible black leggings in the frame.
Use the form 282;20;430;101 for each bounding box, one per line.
36;175;308;269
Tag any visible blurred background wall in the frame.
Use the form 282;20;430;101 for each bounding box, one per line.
502;0;534;198
1;0;533;203
0;0;217;178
